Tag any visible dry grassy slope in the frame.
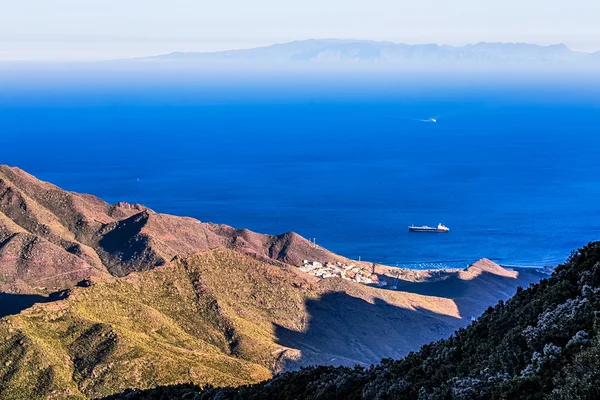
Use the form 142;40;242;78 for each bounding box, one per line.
0;165;348;295
0;250;283;399
0;249;497;400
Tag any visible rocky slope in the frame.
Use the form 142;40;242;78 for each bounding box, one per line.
0;165;347;297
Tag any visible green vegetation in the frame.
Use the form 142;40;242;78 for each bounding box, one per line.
0;249;317;399
103;241;600;400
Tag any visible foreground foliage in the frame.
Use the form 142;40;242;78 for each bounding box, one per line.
105;241;600;400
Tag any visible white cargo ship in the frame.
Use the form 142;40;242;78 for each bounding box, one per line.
409;223;450;233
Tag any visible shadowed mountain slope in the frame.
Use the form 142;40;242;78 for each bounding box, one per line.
383;258;546;320
103;241;600;400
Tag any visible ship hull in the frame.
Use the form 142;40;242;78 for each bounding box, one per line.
408;227;449;233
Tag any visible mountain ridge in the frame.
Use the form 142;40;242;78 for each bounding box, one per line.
137;39;598;65
0;165;348;296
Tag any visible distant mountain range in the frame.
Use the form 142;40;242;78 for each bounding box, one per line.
139;39;600;66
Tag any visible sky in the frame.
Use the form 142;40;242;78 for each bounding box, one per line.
1;0;600;61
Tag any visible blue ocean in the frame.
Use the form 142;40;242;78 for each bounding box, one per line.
1;70;599;268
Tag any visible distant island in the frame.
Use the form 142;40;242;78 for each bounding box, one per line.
133;39;600;68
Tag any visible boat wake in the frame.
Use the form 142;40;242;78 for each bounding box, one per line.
394;116;439;123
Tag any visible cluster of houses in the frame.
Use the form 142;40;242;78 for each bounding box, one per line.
299;260;380;285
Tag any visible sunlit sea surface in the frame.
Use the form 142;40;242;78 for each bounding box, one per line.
2;71;599;268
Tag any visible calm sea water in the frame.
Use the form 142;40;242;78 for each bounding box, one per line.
1;71;599;268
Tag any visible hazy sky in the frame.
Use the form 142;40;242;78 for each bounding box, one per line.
1;0;599;60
